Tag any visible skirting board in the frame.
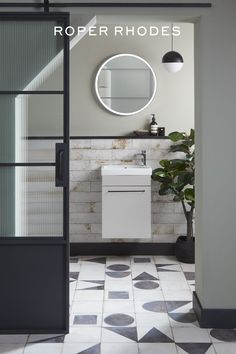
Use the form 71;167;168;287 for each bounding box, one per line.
193;291;236;328
70;242;175;256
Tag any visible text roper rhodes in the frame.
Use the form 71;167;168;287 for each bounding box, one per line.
54;25;181;37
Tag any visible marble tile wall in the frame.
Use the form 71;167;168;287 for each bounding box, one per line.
69;139;187;244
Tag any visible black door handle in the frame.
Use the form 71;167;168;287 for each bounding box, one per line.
55;143;67;187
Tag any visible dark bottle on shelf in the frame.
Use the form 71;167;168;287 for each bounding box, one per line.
149;114;158;136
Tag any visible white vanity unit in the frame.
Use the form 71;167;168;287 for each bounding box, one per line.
101;165;152;239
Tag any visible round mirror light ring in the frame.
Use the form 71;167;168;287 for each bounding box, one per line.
95;53;157;116
162;51;184;73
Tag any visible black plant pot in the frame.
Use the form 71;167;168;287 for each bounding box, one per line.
175;236;195;264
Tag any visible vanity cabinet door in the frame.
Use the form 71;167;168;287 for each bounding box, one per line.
102;186;151;239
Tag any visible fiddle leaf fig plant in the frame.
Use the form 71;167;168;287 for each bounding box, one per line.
152;129;195;240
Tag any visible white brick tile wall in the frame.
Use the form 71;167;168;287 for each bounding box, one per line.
153;213;186;224
70;192;101;203
70;212;102;224
69;138;188;244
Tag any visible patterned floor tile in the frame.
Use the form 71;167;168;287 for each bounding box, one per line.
133;280;159;290
24;343;63;354
133;289;164;302
156;264;182;272
107;291;129;299
64;327;101;343
103;300;135;313
11;255;236;354
83;257;106;264
107;264;130;272
74;290;104;301
70;271;79;280
104;280;133;292
162;290;193;301
169;312;199;327
73;315;97;325
136;313;171;328
105;289;133;301
101;342;138;354
103;313;135;327
173;327;211;343
166;301;192;312
76;280;104;291
213;342;236;354
138;343;178;354
184;272;195;281
0;335;28;344
105;272;131;279
139;327;173;343
180;263;195;272
210;329;236;342
133;271;158;281
69;263;81;272
101;327;138;343
176;343;215;354
27;334;65;343
154;256;180;264
70;281;77;305
62;342;101;354
136;300;167;313
0;344;25;354
142;301;167;312
79;271;105;281
71;301;103;314
71;314;102;327
159;273;189;290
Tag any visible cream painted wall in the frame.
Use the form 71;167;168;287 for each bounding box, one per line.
27;20;194;136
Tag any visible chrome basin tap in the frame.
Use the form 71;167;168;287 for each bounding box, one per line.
136;150;147;166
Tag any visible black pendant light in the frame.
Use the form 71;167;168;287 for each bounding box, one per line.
162;24;184;73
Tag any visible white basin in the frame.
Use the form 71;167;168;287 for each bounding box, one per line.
101;165;152;176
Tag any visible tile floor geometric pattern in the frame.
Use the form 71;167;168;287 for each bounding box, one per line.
1;255;236;354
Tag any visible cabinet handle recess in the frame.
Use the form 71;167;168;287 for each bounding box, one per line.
107;190;145;193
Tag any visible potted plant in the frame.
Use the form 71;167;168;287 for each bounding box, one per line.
152;129;195;263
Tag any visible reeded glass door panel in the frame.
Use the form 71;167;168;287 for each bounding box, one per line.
0;21;64;91
0;95;63;163
0;167;63;237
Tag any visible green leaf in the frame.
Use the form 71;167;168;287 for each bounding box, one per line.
173;195;181;202
159;185;173;196
168;131;185;142
159;160;170;169
177;171;194;185
189;128;195;141
152;168;166;178
170;160;188;171
184;188;195;201
170;144;189;154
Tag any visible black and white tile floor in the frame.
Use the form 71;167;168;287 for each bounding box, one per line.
2;256;236;354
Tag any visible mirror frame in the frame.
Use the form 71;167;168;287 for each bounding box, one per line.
95;53;157;116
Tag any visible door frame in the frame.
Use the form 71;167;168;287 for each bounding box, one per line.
0;12;70;334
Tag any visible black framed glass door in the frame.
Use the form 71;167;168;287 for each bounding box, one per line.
0;12;69;333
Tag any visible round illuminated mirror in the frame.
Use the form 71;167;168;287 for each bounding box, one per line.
95;54;157;116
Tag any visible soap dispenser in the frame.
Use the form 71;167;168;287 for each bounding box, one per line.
149;114;158;136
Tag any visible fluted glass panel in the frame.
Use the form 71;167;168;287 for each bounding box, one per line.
0;167;63;237
0;21;64;91
0;95;63;163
